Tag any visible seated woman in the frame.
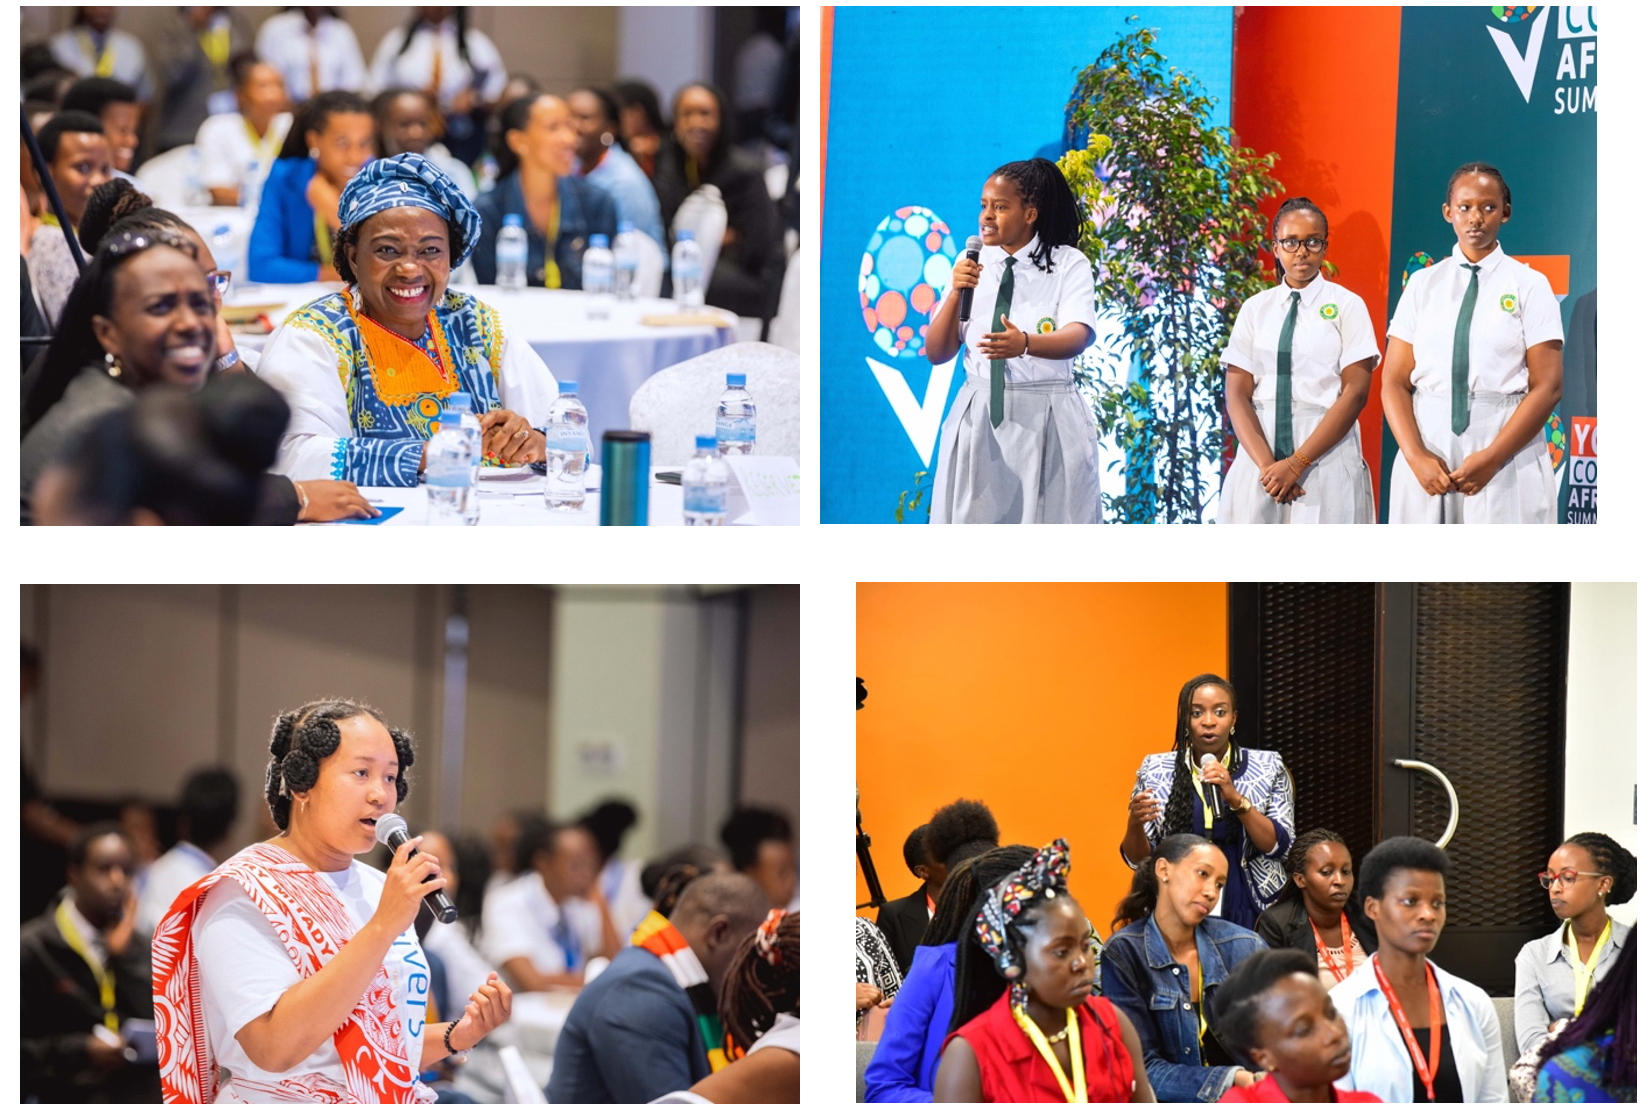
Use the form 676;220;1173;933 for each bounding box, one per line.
1328;837;1507;1102
1102;833;1270;1101
1210;949;1380;1103
26;110;113;327
1255;829;1379;989
248;91;373;283
471;94;617;289
863;845;1035;1102
256;153;560;487
1514;833;1635;1056
1532;925;1636;1103
652;82;782;318
1121;675;1295;931
935;839;1153;1103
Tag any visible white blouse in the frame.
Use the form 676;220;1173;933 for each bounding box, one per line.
1222;274;1381;409
1388;243;1564;396
955;236;1098;384
368;21;508;109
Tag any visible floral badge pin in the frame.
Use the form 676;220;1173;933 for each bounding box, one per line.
1037;317;1056;334
1500;294;1518;313
1320;304;1339;321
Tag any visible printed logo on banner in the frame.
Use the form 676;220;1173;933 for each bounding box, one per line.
860;206;960;463
1486;5;1596;113
1402;251;1435;289
1565;415;1596;522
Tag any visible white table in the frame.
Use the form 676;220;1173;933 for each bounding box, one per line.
228;282;735;444
310;466;768;526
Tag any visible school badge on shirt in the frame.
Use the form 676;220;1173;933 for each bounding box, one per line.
1319;304;1338;321
1036;317;1056;334
1500;294;1518;313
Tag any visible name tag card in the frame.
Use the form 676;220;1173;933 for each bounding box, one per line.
725;456;801;526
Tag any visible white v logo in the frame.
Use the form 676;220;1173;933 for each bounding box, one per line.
1487;6;1551;103
866;356;954;466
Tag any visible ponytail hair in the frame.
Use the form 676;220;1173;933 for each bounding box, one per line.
1113;833;1211;930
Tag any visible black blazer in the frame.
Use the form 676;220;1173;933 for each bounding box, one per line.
21;901;163;1102
875;883;931;976
1254;895;1380;965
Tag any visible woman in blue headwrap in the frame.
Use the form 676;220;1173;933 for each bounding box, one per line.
257;153;561;487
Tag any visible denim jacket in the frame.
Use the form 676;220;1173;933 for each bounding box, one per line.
1100;913;1269;1102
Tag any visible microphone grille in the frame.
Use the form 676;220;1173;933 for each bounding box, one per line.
965;235;983;252
374;812;409;848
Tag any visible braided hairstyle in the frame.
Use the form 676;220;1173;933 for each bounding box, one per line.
1209;947;1320;1071
1445;161;1512;207
985;158;1084;273
918;843;1036;948
264;699;415;830
1276;827;1349;907
1563;832;1638;906
1113;833;1214;930
1270;196;1328;282
948;872;1077;1033
1160;674;1242;843
1537;924;1636;1094
719;911;801;1054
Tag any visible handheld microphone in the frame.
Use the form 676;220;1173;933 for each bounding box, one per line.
1199;753;1224;819
958;235;983;323
374;814;459;924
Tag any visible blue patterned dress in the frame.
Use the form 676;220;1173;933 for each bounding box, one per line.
257;288;560;486
1535;1034;1633;1102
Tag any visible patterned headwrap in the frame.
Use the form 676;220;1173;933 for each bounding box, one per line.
974;837;1072;980
336;152;482;266
754;907;787;965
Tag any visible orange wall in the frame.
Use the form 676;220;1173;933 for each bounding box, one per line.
1231;7;1402;511
820;7;832;217
856;583;1227;936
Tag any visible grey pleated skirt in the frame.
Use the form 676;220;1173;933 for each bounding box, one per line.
931;374;1101;524
1387;391;1556;524
1218;400;1373;524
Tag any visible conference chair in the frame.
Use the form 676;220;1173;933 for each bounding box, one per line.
767;249;800;354
628;341;800;466
134;144;206;209
671;185;727;289
632;232;666;299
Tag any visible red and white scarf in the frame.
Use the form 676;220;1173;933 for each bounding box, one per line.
152;841;432;1104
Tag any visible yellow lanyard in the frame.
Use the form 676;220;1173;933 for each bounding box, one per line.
199;23;230;71
243;117;278;166
56;900;120;1032
1189;747;1232;832
41;212;63;229
1196;968;1207;1045
1567;918;1612;1015
79;29;116;77
314;209;334;268
1012;1004;1086;1103
541;199;562;289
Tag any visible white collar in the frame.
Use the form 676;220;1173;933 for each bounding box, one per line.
60;893;108;961
1277;272;1328;307
1449;242;1506;274
1542;913;1619;962
982;232;1043;266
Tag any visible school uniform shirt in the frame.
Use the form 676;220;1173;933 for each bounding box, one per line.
254;10;368;100
367;21;507;111
480;871;604;977
1329;956;1509;1103
957;235;1098;384
49;26;153;100
191;859;431;1099
194;110;292;200
1219;275;1380;524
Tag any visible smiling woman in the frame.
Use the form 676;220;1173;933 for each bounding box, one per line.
256;153;561;487
151;698;513;1103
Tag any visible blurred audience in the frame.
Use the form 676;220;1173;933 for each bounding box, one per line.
374;87;477;198
254;7;367;102
482;817;622;991
62;77;142;177
569;86;666;250
134;767;240;936
27;111;113;328
194;56;292;207
614;79;666;179
368;7;507;166
720;805;798;909
147;7;254;155
579;798;655;937
247;90;373;282
48;7;152;101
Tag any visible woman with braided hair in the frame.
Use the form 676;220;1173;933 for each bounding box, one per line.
925;156;1102;523
1514;832;1636;1055
935;839;1152;1102
151;698;511;1103
1254;829;1378;988
1120;674;1295;930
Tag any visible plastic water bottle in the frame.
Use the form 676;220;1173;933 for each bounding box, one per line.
672;229;704;309
185;148;210;207
583;234;615;320
716;373;756;456
543;381;589;510
613;220;639;301
683;435;730;525
496;214;528;290
241;159;263;209
210;223;239;286
444;392;484;525
425;408;475;525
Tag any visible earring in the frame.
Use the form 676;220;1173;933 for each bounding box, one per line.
600;131;614;148
104;351;122;378
308;147;319;159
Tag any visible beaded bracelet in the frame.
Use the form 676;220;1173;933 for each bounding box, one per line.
444;1021;467;1057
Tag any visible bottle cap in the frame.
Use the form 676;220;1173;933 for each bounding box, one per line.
618;220;636;233
447;391;472;411
677;228;694;242
696;434;717;450
726;373;746;387
503;213;523;228
559;380;579;394
589;234;609;249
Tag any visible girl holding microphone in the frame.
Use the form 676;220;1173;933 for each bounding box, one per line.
925;157;1101;523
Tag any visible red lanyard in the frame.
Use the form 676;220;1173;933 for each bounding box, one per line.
1310;913;1356;982
1371;954;1443;1101
925;892;936;915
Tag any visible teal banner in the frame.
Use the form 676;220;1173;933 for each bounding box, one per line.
1382;6;1597;522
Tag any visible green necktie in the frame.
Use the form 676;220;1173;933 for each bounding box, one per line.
1273;290;1301;459
1452;263;1481;434
989;256;1016;428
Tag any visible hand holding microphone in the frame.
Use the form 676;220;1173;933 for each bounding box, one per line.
375;813;459;929
1199;753;1228;816
955;235;983;322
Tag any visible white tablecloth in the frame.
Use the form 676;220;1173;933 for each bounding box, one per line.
310;465;766;526
227;281;735;444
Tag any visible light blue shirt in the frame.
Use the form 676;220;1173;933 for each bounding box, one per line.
583;146;666;252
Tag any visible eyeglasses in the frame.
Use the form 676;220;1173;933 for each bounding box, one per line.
1274;236;1328;254
206;269;233;301
1537;869;1606;890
